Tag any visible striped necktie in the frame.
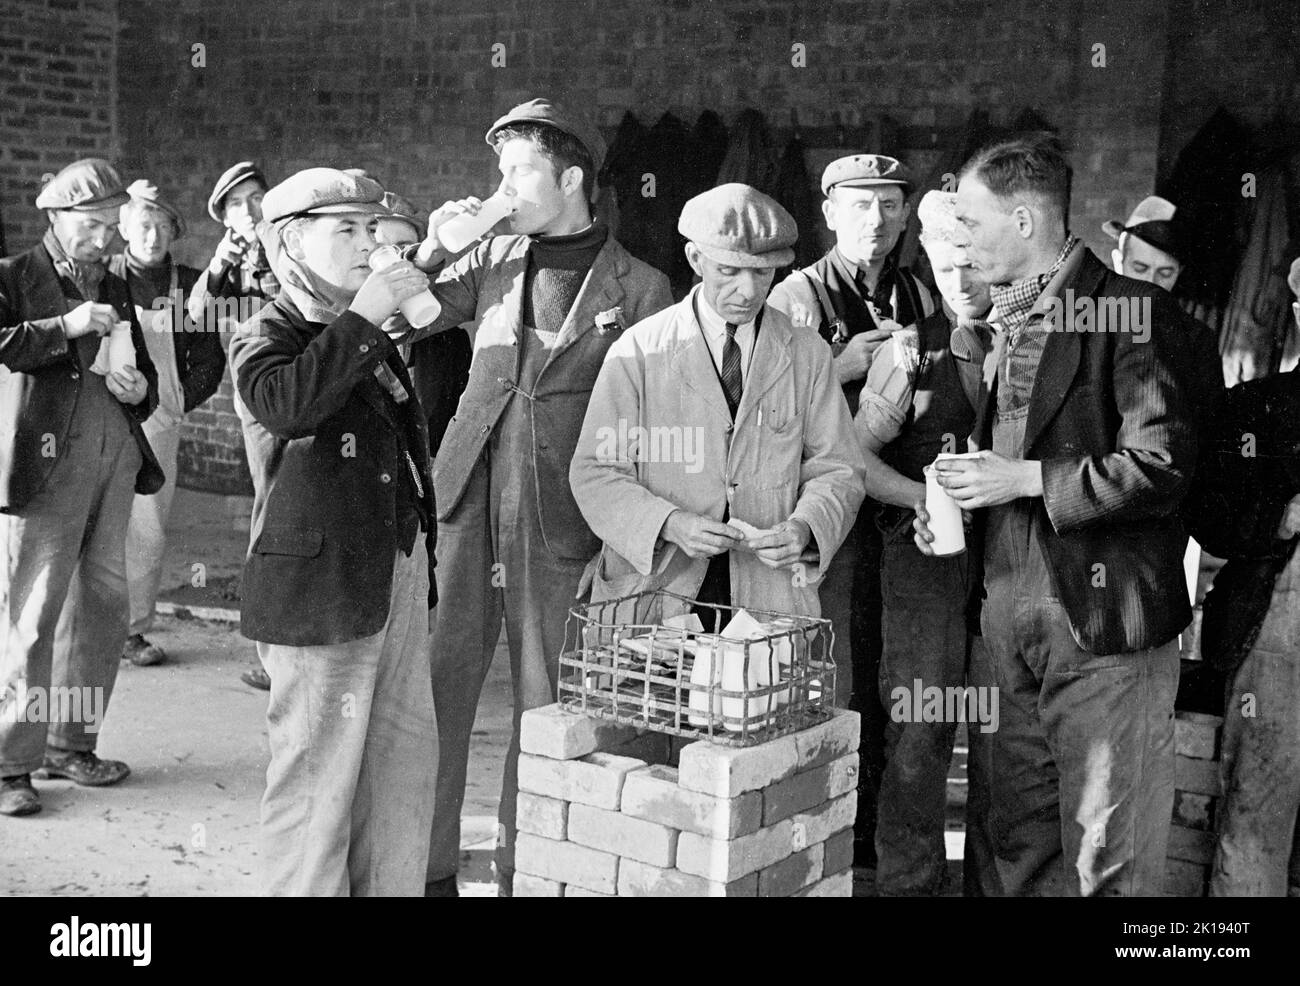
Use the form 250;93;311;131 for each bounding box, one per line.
720;322;743;415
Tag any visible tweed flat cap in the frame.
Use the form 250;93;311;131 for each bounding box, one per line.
121;178;187;239
34;158;130;211
207;161;267;222
485;97;607;176
678;182;797;269
821;153;912;195
262;168;388;226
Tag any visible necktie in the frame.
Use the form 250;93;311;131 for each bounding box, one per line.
720;322;742;415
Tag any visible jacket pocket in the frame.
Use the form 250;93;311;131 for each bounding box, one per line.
253;527;324;557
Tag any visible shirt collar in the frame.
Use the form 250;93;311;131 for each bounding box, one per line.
694;288;755;342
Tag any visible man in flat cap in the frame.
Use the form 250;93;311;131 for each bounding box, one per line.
188;161;278;332
768;152;936;870
915;133;1200;895
395;97;672;896
110;179;226;668
855;190;998;896
0;158;163;817
228;167;438;895
571;182;864;640
188;162;279;690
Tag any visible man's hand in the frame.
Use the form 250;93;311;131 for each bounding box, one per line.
348;260;429;328
207;229;248;274
934;450;1042;509
1278;493;1300;539
747;518;812;569
912;501;972;555
413;196;484;268
61;301;117;340
834;326;895;384
661;510;743;560
105;366;147;405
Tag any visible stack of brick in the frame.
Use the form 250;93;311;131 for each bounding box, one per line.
512;704;860;897
1163;710;1222;896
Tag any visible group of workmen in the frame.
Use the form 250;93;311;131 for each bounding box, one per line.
2;94;1297;899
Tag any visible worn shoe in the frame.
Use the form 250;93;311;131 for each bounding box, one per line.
0;775;41;816
123;633;167;666
41;750;130;787
241;666;271;691
424;875;459;898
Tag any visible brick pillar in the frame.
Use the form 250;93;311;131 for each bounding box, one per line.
513;704;860;897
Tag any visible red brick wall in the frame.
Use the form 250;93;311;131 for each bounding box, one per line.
0;0;118;256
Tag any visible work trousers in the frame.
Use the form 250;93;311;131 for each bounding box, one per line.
125;415;179;635
980;502;1179;896
0;392;140;775
1210;548;1300;896
258;547;436;897
874;527;969;895
426;455;587;887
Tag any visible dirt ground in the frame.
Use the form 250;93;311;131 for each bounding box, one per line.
1;489;972;897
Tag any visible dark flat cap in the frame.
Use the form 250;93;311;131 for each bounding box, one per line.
262;168;388;225
678;182;797;269
821;153;912;195
380;191;425;239
207;161;267;222
34;158;130;211
485;97;607;175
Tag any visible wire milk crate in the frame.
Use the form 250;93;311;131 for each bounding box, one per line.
558;589;837;747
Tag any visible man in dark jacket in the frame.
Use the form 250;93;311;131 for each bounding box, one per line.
112;179;226;667
229;168;438;896
916;134;1198;895
0;159;162;817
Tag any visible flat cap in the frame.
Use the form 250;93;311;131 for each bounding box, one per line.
34;158;130;211
121;178;187;239
678;182;796;269
485;97;607;176
821;153;911;195
380;190;425;239
1102;195;1186;263
262;167;388;226
207;161;267;222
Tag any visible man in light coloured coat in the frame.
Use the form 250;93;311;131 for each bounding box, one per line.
570;184;865;622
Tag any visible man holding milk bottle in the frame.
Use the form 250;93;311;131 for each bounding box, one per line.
855;190;997;896
395;98;672;896
0;158;162;817
914;133;1200;896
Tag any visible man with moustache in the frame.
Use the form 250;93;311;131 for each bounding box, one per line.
768;153;935;869
856;190;997;896
111;179;226;667
0;159;162;817
229;168;438;895
397;98;672;896
914;133;1199;896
